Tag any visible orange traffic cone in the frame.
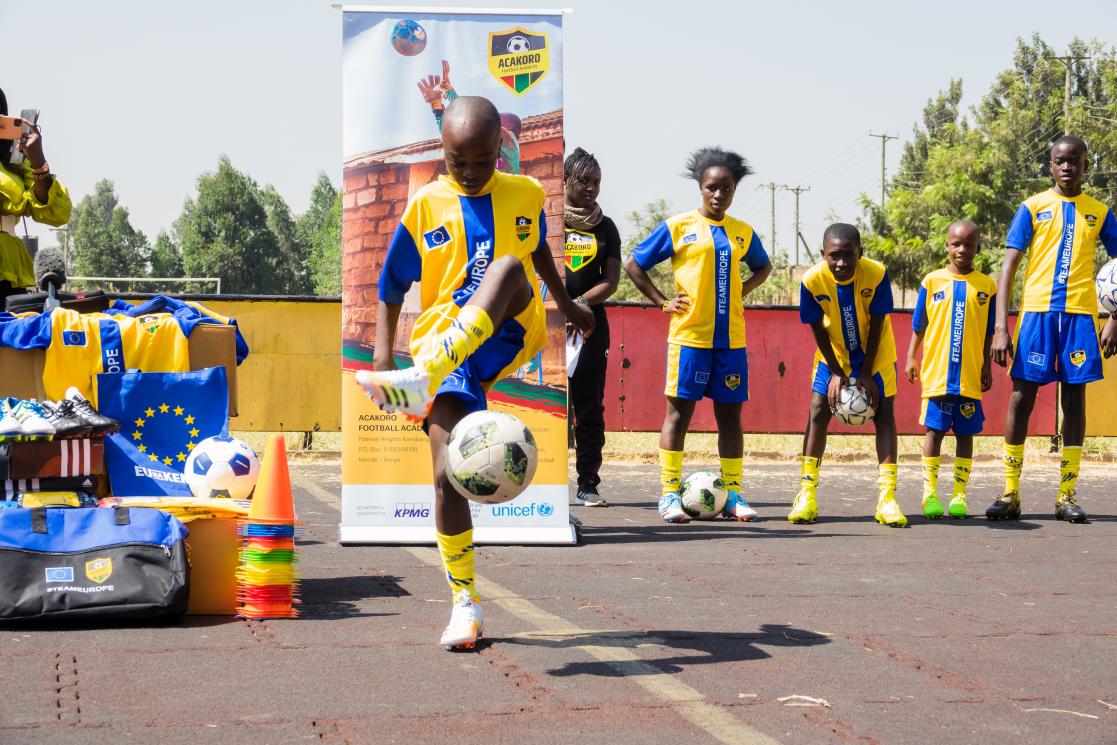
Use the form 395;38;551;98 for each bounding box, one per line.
248;434;296;525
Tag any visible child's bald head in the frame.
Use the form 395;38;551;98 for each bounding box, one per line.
441;97;502;195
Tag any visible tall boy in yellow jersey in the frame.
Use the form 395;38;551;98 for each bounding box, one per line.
792;223;906;527
906;221;996;519
624;147;771;524
355;98;594;649
990;136;1117;523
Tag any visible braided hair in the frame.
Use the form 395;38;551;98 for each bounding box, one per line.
564;146;600;183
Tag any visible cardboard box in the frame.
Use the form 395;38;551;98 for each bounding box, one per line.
0;439;105;480
0;324;238;416
185;516;239;616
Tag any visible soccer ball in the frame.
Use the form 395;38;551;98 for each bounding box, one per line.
506;35;531;53
833;377;876;426
1097;258;1117;314
444;411;538;504
390;19;427;56
680;471;728;520
184;435;261;500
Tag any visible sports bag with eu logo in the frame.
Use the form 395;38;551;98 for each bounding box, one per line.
0;506;189;623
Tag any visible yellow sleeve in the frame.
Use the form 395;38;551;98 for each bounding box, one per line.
20;163;73;226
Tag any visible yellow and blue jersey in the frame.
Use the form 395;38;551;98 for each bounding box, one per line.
379;171;548;377
1006;189;1117;315
913;268;997;400
799;258;897;377
631;210;769;349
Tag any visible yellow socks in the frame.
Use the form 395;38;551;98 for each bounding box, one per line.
660;449;683;495
417;305;494;384
1003;442;1024;495
878;463;898;498
1059;445;1082;498
953;457;973;497
436;529;477;601
720;457;742;494
921;456;941;498
800;456;821;493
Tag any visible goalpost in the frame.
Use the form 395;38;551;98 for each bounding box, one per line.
68;276;223;294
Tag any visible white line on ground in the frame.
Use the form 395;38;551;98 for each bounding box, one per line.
292;471;785;745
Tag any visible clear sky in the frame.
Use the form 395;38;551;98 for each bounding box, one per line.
4;0;1113;261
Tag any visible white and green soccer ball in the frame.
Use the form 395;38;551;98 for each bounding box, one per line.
444;410;538;504
1096;258;1117;315
834;376;875;426
680;470;728;520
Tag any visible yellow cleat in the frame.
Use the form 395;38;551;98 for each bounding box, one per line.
788;488;818;524
875;493;908;527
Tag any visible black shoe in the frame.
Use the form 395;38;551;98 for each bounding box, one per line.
64;387;120;434
40;400;94;438
1055;492;1087;523
986;492;1021;520
574;489;607;507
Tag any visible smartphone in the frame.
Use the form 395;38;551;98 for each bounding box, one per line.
8;109;38;165
0;115;23;141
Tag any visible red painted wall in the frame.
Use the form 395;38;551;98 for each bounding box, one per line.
601;304;1057;436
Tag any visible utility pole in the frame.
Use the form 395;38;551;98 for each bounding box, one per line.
868;132;898;207
781;185;810;266
1050;54;1089;134
757;182;782;259
51;227;72;270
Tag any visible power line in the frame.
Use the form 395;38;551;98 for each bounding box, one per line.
1049;54;1090;134
781;185;811;266
868;132;899;207
757;182;786;260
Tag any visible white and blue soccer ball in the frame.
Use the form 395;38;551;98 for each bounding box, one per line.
184;435;261;500
680;471;728;520
506;35;531;53
444;410;538;505
834;377;875;426
1096;258;1117;315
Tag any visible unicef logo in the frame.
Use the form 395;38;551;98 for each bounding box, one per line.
538;502;554;517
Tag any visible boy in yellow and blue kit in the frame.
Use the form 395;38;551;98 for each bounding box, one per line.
989;136;1117;523
356;97;593;649
792;223;906;527
906;221;996;519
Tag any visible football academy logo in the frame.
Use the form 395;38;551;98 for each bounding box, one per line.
725;373;741;390
814;294;830;303
960;402;976;419
1085;213;1098;227
85;558;113;584
1070;350;1087;367
565;229;598;272
860;288;873;298
423;225;452;249
488;27;549;95
515;215;533;242
977;291;990;306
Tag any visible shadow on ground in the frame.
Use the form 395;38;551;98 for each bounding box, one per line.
298;575;408;619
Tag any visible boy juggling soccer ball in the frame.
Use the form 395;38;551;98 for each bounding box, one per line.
356;97;594;648
989;135;1117;523
905;220;997;519
624;146;771;524
792;224;906;527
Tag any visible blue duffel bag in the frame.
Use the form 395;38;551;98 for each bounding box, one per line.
0;506;190;623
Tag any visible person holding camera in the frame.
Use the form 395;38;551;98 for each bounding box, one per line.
0;88;72;306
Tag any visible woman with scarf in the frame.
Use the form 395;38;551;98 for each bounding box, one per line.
563;147;621;507
0;88;72;307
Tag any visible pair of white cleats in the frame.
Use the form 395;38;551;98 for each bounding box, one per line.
440;589;483;650
658;491;759;523
355;367;435;421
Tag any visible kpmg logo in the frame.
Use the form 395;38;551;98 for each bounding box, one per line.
491;502;554;518
394;502;431;518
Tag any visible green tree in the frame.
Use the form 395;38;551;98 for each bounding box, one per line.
176;156;287;294
298;172;341;295
612;199;672;302
260;184;311;294
149;230;183;278
70;179;149;280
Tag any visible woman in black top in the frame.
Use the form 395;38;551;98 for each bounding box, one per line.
563;148;621;506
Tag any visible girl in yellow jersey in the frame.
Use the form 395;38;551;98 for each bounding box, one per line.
625;147;771;524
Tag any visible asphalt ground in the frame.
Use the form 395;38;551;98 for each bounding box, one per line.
2;460;1116;745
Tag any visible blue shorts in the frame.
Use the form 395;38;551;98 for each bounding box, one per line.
921;395;984;435
435;318;527;415
665;344;748;403
810;361;897;399
1011;311;1102;385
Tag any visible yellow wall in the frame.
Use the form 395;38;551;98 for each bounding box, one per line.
1086;353;1117;436
204;300;341;432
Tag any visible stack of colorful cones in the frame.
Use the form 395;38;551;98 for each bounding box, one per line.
236;434;299;619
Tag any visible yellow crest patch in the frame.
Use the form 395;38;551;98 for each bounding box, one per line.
488;27;549;96
85;557;112;584
1070;350;1087;367
960;402;976;419
725;374;741;390
565;230;598;272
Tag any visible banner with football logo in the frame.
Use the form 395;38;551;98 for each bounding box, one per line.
340;7;573;544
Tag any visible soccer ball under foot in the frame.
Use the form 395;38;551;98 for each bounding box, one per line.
680;471;728;519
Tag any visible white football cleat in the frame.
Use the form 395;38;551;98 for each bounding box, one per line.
440;589;484;650
355;367;435;422
658;492;691;523
722;490;759;521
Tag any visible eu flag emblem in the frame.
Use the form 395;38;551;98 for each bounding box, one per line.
62;331;87;346
423;226;451;249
